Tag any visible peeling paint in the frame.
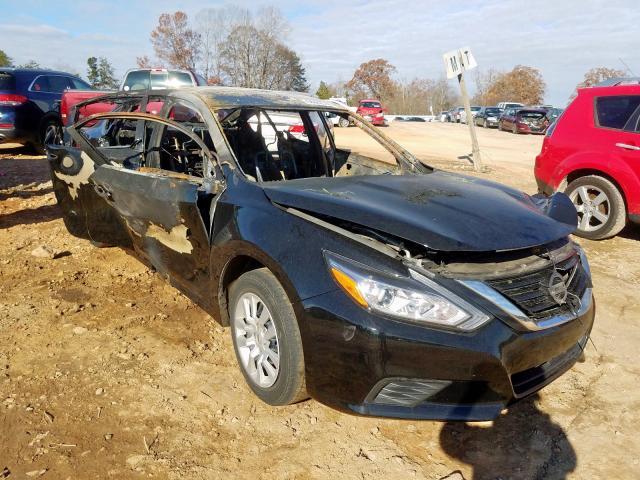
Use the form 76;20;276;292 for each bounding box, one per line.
54;152;95;200
146;224;193;254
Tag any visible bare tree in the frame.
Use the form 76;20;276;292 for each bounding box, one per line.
579;67;626;88
472;68;502;105
216;9;307;91
196;5;248;83
150;11;201;70
136;55;154;68
384;77;457;115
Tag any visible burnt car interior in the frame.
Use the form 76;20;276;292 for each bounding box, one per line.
219;108;404;181
220;108;326;181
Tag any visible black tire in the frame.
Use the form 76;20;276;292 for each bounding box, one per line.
565;175;626;240
31;117;62;154
228;268;307;405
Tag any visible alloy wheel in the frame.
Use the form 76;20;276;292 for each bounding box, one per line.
569;185;610;232
233;292;280;388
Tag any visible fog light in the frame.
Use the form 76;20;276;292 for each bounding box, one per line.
372;379;452;407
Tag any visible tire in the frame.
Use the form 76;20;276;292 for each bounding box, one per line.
565;175;626;240
32;117;62;154
338;117;349;128
228;268;307;405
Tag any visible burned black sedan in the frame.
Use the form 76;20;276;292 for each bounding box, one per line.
47;87;594;421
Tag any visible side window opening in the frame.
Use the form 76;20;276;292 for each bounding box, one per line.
220;108;326;182
76;98;147;166
153;102;214;178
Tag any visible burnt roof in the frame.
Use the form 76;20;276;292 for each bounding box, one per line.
186;86;350;111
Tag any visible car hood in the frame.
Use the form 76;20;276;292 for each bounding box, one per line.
261;171;577;252
357;107;382;114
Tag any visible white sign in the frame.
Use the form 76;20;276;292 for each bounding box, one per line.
443;46;478;79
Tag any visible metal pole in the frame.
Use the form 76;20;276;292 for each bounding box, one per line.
458;72;483;172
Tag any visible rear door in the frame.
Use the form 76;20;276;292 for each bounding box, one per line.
596;95;640;197
49;111;223;298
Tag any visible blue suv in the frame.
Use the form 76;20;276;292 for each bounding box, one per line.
0;68;92;152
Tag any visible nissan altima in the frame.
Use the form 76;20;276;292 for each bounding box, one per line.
47;87;594;421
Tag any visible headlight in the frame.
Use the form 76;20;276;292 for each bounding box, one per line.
325;252;490;331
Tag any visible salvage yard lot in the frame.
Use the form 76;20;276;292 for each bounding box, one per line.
1;123;639;479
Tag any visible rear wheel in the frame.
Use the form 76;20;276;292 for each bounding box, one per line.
565;175;626;240
229;268;307;405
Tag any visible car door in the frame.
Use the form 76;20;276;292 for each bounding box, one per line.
49;111;224;302
610;96;640;186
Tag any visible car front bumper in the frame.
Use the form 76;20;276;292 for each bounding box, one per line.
298;286;594;421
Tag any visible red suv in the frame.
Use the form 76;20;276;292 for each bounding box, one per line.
535;84;640;239
356;99;386;126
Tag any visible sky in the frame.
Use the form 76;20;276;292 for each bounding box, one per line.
1;0;639;106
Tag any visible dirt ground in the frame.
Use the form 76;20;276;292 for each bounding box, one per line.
1;123;639;480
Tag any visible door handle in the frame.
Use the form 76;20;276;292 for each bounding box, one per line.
615;142;640;151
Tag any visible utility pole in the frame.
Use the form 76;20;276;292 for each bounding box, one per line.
458;72;482;171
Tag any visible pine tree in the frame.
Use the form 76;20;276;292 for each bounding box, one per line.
316;81;331;99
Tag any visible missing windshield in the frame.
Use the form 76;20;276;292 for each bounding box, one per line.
219;108;428;182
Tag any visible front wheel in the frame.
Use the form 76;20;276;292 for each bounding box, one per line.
229;268;307;405
565;175;626;240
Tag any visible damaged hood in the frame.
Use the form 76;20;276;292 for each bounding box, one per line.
261;172;577;252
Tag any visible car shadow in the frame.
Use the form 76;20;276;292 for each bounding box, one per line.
439;395;576;480
618;224;640;241
0;204;62;229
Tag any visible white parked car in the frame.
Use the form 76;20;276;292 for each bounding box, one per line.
459;106;481;124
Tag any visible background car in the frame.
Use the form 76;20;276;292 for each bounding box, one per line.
453;106;465;123
121;68;207;91
535;84;640;239
439;111;449;122
459;106;481;124
499;108;549;134
497;101;524;110
474;106;503;128
356;99;386;126
546;107;564;124
0;68;92;152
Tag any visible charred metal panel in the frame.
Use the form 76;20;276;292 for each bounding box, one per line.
47;145;132;246
90;166;212;299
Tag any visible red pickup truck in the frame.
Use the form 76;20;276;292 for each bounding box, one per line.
60;68;205;125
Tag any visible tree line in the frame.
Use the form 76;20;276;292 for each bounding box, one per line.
137;6;308;92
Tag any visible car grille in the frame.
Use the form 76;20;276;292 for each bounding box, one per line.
487;254;590;322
